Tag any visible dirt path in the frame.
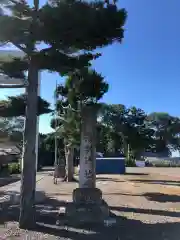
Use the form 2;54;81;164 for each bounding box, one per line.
1;168;180;239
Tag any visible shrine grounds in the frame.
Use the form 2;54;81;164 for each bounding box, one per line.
0;167;180;239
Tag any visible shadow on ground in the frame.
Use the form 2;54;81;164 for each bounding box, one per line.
144;192;180;203
96;177;125;183
110;205;180;218
96;173;149;183
0;176;20;187
124;172;149;176
131;179;180;187
103;191;180;203
0;191;180;239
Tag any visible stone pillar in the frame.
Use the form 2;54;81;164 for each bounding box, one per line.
79;105;96;188
61;105;110;224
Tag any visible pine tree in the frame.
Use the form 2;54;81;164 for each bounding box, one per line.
0;0;127;227
0;94;52;117
51;69;108;181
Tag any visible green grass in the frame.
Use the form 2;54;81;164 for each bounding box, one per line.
8;163;20;174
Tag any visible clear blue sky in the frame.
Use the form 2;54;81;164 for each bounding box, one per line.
0;0;180;134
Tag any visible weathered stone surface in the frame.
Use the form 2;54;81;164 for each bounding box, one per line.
64;201;109;224
79;105;97;188
73;188;102;205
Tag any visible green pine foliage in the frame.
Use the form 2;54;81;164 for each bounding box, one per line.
0;94;52;117
0;0;127;78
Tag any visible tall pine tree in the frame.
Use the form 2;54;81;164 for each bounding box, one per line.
0;0;127;227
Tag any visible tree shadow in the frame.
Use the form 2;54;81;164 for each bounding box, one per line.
1;191;180;239
103;191;180;203
96;173;148;183
96;177;125;183
144;192;180;203
131;179;180;187
125;172;149;176
103;192;140;196
34;219;180;240
110;206;180;218
0;176;20;187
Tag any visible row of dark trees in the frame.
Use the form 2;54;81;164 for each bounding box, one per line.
1;93;180;166
41;106;180;164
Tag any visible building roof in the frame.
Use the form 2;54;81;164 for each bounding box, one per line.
0;74;25;85
0;50;26;88
0;50;25;62
0;142;20;156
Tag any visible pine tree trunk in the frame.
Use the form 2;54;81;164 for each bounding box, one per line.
65;144;74;182
19;0;39;228
19;61;38;229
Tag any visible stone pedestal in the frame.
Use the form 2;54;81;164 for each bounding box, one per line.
58;188;110;224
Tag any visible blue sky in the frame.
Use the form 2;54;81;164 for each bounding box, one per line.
0;0;180;136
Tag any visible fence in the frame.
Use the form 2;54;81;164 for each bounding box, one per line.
96;157;126;174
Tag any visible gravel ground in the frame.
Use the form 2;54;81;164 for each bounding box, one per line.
1;168;180;239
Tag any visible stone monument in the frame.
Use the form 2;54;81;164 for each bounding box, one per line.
59;105;109;224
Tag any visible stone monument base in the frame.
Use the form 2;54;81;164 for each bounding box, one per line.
57;188;110;224
65;201;109;223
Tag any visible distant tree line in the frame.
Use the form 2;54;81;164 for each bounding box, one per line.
1;93;180;167
1;94;180;167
